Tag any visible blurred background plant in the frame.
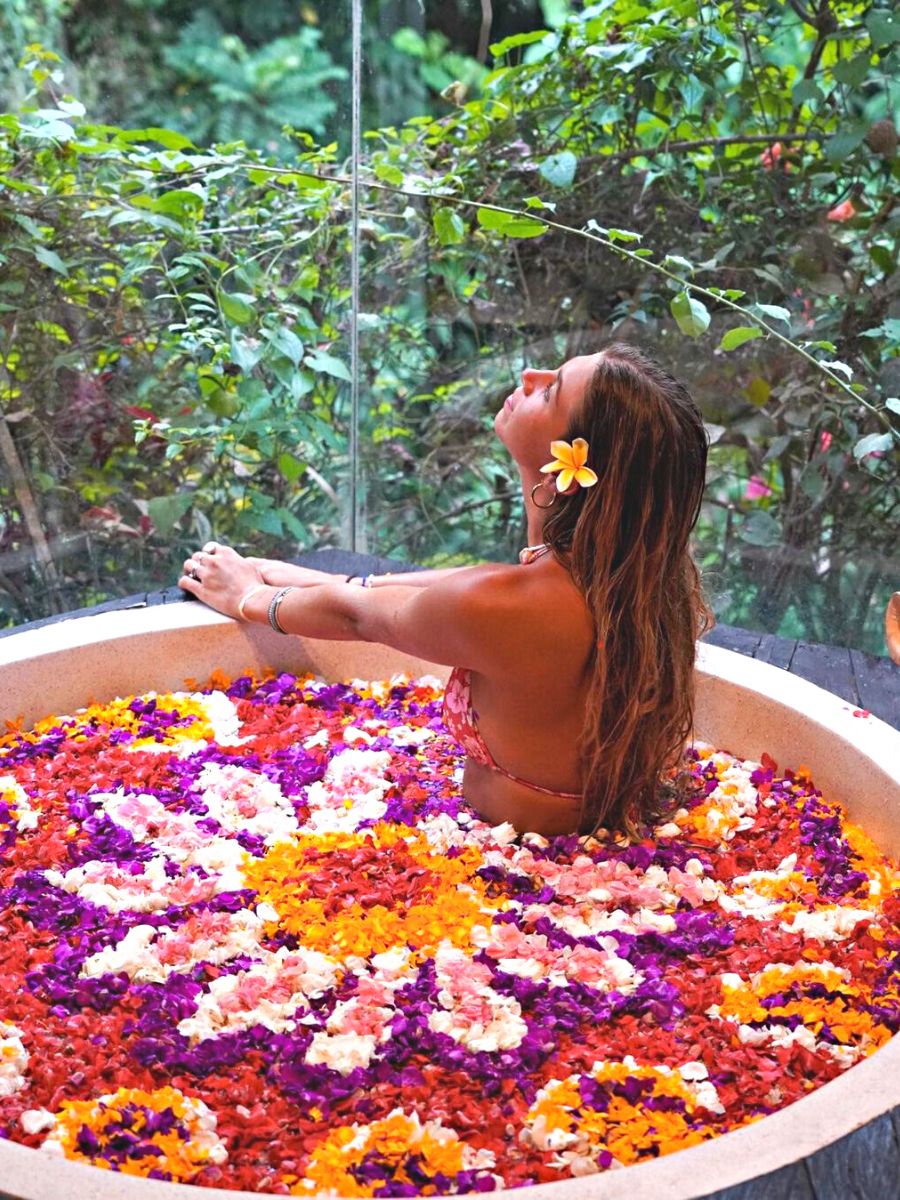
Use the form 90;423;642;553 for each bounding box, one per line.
0;0;897;651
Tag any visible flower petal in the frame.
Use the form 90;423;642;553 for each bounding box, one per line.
556;468;575;492
571;438;589;468
549;440;576;466
574;467;598;487
541;460;568;474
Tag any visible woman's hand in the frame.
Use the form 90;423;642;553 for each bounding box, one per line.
179;542;264;619
245;558;339;588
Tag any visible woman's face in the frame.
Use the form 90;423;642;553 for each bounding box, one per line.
495;352;602;473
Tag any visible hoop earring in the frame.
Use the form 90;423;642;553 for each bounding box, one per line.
530;481;557;510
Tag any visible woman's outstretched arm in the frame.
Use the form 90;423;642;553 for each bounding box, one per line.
178;545;517;670
246;557;481;590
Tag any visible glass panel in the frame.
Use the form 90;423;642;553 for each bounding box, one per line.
357;0;555;567
356;1;898;655
1;1;896;658
0;2;355;626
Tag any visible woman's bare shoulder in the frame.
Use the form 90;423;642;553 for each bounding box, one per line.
451;555;592;651
419;559;522;604
449;554;585;606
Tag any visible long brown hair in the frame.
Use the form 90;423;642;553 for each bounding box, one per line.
542;343;714;838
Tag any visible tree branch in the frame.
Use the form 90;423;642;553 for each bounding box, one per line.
787;0;818;26
0;387;63;607
477;0;493;65
604;131;822;162
803;0;838;80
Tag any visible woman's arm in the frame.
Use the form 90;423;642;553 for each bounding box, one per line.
355;565;482;589
244;560;344;588
246;557;479;590
179;545;516;670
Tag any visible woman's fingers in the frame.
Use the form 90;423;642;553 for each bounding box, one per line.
183;545;236;577
183;550;219;582
179;566;202;592
178;543;264;618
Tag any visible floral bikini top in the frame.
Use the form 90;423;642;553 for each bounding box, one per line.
442;666;582;801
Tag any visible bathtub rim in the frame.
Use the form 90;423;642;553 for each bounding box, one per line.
0;602;896;1200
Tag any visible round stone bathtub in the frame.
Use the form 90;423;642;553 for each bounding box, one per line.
0;603;897;1200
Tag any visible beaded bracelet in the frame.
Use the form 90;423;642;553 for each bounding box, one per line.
267;586;294;635
345;572;393;588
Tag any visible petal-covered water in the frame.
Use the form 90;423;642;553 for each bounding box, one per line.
0;671;897;1194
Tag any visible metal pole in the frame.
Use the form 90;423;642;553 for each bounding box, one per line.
349;0;362;552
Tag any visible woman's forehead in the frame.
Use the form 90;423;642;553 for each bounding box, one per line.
558;353;603;405
564;351;603;370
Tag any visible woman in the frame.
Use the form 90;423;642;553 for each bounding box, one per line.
180;342;713;839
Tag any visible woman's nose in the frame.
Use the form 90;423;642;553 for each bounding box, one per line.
521;367;555;393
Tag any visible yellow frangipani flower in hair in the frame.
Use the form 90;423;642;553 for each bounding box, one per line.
540;437;598;492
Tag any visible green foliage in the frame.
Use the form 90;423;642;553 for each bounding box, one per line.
0;1;495;155
475;206;548;238
390;26;486;98
670;292;711;338
1;1;899;655
538;151;577;189
0;46;353;619
0;0;67;107
351;0;900;651
158;13;346;151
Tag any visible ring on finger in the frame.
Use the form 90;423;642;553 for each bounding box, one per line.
203;541;218;554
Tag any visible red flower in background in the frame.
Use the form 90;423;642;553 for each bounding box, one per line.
759;142;783;169
827;199;856;223
760;142;795;172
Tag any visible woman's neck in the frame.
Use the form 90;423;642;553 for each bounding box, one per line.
523;474;547;545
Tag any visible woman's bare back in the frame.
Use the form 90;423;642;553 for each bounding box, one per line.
457;555;595;833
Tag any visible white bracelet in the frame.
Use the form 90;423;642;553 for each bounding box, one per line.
237;583;268;621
